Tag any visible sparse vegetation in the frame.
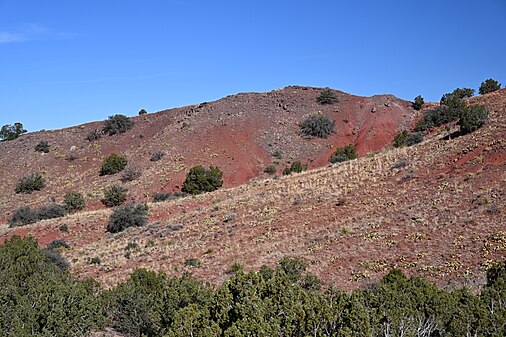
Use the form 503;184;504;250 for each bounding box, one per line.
184;258;201;268
120;164;141;182
283;161;308;175
479;78;501;95
35;140;50;153
264;165;276;175
316;88;338;105
150;149;165;162
138;109;148;115
63;191;85;213
107;203;149;233
103;114;134;135
15;172;45;194
9;204;65;227
272;150;282;159
329;144;357;163
152;191;186;202
102;184;128;207
0;122;26;141
182;165;223;195
300;114;336;138
413;95;424;110
100;153;128;175
86;128;102;141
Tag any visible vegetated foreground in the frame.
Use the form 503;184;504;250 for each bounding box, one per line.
0;88;504;293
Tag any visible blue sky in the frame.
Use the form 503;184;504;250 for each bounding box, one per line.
1;0;505;132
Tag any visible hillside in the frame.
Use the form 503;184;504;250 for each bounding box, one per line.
0;86;416;222
0;87;505;292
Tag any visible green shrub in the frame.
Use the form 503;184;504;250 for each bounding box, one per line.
441;87;475;105
329;144;357;163
459;104;489;134
103;114;134;135
272;150;282;159
63;191;85;213
107;203;148;233
182;166;223;195
479;78;501;95
8;204;65;227
0;122;26;141
100;153;128;175
185;258;201;268
138;109;148;115
35;140;50;153
102;184;128;207
86;128;102;141
300;114;336;138
316;88;338;105
15;172;45;194
283;161;308;175
413;95;424;110
264;165;276;175
46;239;70;250
394;131;423;147
120;164;141;182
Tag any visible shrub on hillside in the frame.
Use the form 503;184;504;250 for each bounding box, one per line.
15;172;45;194
329;144;357;163
459;104;489;134
63;191;85;213
102;184;128;207
103;114;134;135
393;131;423;147
300;114;336;139
413;95;424;110
283;161;308;175
316;88;338;105
152;192;186;202
440;87;475;105
264;165;276;175
86;129;102;142
9;204;65;228
35;140;50;153
138;109;148;115
100;153;128;175
181;166;223;195
120;164;141;182
150;150;165;162
479;78;501;95
107;203;148;233
0;122;26;141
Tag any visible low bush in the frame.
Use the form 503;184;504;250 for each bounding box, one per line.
86;129;102;141
63;191;85;213
100;153;128;176
9;204;65;227
120;164;141;182
15;172;45;194
264;165;276;175
102;184;127;207
35;140;50;153
479;78;501;95
283;161;307;175
150;150;165;162
300;114;335;138
152;192;186;202
182;166;223;195
329;144;357;163
138;109;148;115
103;114;134;136
46;239;70;250
316;88;338;105
107;203;149;233
393;131;423;147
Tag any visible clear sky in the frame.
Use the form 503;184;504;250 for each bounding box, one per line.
1;0;505;132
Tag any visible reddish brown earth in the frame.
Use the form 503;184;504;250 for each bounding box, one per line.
0;86;505;293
